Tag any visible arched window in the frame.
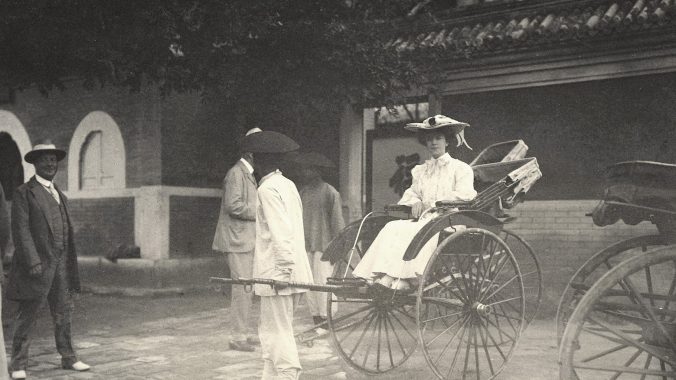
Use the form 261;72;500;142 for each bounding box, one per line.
69;111;125;190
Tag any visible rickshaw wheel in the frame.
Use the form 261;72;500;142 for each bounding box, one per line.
559;245;676;379
417;228;526;380
556;235;668;342
500;229;543;324
326;254;418;375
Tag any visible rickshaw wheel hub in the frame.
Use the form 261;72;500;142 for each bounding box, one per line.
473;302;492;317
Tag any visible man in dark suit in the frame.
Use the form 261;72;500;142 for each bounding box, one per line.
6;141;90;379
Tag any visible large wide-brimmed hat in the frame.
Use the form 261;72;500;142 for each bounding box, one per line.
404;114;472;149
290;152;335;168
24;140;66;163
241;130;299;153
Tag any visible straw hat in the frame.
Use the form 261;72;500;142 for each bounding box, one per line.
24;140;66;163
404;114;472;149
241;130;299;153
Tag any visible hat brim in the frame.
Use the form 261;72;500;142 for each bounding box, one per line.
241;131;299;153
291;152;335;168
404;121;469;134
24;149;67;164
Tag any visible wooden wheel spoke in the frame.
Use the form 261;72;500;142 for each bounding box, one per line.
424;311;467;346
572;362;676;377
622;275;676;351
430;314;470;367
478;317;496;376
483;313;517;342
491;296;521;337
587;315;676;367
580;343;633;364
384;313;408;358
608;348;643;380
477;317;508;360
388;307;417;341
485;295;522;307
445;317;472;379
640;354;653;380
347;310;378;358
461;324;473;380
336;309;376;345
382;311;395;368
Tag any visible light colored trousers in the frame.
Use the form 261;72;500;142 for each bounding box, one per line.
227;251;257;341
306;251;335;318
260;294;302;380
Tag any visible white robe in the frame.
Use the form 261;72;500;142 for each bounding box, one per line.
353;153;476;279
253;170;313;296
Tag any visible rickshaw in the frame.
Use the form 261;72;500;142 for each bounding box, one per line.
213;140;544;380
556;160;676;379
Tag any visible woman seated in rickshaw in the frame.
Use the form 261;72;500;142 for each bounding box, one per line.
352;114;477;291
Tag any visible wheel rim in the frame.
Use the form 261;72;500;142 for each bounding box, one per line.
417;228;526;380
501;229;543;324
559;246;676;379
556;235;668;341
327;251;418;374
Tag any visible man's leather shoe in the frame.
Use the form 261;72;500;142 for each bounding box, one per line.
11;370;26;379
62;360;91;371
229;340;255;352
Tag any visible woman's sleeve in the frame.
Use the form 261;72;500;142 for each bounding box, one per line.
449;164;477;201
397;166;423;206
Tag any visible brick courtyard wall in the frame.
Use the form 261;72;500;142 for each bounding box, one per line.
2;83;163;190
68;197;135;257
160;93;240;189
505;200;655;318
168;195;221;258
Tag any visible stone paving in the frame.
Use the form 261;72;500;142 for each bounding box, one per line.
10;302;560;379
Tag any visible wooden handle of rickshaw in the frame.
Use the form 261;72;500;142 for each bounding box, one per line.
435;200;472;208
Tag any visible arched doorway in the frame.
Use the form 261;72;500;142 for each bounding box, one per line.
0;132;23;200
0;110;33;184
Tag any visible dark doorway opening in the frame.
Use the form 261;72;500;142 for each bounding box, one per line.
0;132;24;200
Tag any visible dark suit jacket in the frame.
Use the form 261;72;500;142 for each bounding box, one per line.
0;185;10;260
6;177;81;300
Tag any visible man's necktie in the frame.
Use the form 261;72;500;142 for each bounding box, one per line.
48;184;60;204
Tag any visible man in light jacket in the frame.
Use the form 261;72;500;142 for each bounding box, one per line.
242;130;313;380
212;127;261;352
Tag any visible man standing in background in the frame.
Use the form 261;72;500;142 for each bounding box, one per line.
295;153;344;333
212;127;261;352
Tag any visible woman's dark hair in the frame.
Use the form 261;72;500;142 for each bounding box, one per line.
416;128;454;146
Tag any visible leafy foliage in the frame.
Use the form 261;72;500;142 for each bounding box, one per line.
0;1;446;124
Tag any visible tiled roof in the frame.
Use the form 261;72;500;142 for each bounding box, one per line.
388;0;676;57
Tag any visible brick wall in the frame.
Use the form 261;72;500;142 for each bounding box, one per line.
2;83;162;190
159;92;343;189
68;197;135;257
505;200;655;317
168;195;221;258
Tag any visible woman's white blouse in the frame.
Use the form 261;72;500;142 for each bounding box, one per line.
398;153;477;209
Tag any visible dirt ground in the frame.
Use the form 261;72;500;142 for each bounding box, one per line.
2;291;561;379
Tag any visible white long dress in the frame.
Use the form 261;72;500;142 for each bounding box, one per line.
353;153;477;279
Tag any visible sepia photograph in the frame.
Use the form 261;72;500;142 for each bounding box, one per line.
1;0;676;379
